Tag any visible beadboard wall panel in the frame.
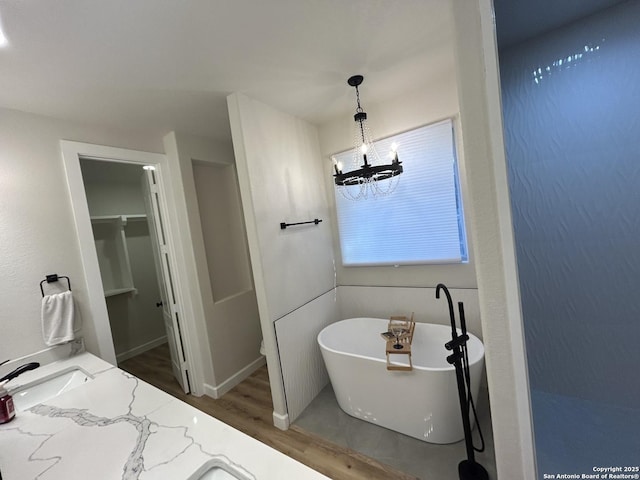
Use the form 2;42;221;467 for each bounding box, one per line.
275;289;338;422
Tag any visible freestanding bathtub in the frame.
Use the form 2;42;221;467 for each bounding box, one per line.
317;317;485;444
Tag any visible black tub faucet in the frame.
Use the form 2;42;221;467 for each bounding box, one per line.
436;283;456;336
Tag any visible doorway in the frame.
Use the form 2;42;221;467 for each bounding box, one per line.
78;159;189;392
61;140;196;394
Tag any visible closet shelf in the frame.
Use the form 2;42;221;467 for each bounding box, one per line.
91;215;147;297
91;214;147;224
105;287;138;298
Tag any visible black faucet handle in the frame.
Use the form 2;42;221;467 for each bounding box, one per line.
445;333;469;351
0;362;40;383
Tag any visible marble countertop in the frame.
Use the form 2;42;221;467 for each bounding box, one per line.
0;352;329;480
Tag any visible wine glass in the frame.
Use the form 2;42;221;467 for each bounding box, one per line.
390;326;407;349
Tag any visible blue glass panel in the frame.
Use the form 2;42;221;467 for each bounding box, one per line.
500;1;640;475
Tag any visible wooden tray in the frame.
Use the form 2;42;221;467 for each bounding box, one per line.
384;313;415;371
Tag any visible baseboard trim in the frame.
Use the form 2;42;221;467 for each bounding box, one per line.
272;411;290;430
204;356;266;400
116;336;167;363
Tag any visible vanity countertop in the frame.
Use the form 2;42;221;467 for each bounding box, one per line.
0;353;330;480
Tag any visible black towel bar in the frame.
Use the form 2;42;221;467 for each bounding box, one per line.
40;274;71;297
280;219;322;230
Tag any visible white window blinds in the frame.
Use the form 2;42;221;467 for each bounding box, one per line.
333;119;467;266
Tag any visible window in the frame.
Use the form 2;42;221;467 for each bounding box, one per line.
333;118;468;266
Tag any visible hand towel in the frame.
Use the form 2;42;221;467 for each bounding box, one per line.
41;291;76;346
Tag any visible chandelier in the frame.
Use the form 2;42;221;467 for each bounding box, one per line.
332;75;403;200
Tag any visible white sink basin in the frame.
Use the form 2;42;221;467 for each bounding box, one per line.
198;467;242;480
10;367;93;411
188;460;250;480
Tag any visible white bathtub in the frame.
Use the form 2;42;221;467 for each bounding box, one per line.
317;317;485;444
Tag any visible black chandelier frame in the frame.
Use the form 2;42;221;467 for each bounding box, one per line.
333;75;403;187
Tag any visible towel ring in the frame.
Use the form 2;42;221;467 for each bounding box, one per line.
40;274;72;297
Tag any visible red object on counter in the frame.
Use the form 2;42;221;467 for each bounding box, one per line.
0;386;15;424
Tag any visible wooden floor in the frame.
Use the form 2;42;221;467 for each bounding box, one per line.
119;344;418;480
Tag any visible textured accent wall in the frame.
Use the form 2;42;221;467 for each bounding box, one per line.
501;0;640;409
500;0;640;472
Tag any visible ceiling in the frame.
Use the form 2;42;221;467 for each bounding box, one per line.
0;1;627;142
0;0;454;141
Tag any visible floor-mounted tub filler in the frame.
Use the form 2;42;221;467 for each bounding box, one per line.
317;317;485;444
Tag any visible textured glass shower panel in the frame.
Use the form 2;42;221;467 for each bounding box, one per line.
500;0;640;475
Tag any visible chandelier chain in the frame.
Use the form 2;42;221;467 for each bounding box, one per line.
354;85;363;112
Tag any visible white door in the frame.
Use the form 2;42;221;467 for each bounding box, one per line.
142;168;190;393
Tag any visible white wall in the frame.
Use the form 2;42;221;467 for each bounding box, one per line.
228;93;337;426
164;131;263;396
0;107;162;362
192;161;252;303
80;162;147;216
317;69;477;289
338;286;482;339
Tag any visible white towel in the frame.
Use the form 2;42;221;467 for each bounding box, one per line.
41;291;76;346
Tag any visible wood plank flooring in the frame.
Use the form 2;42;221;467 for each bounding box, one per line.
119;344;418;480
